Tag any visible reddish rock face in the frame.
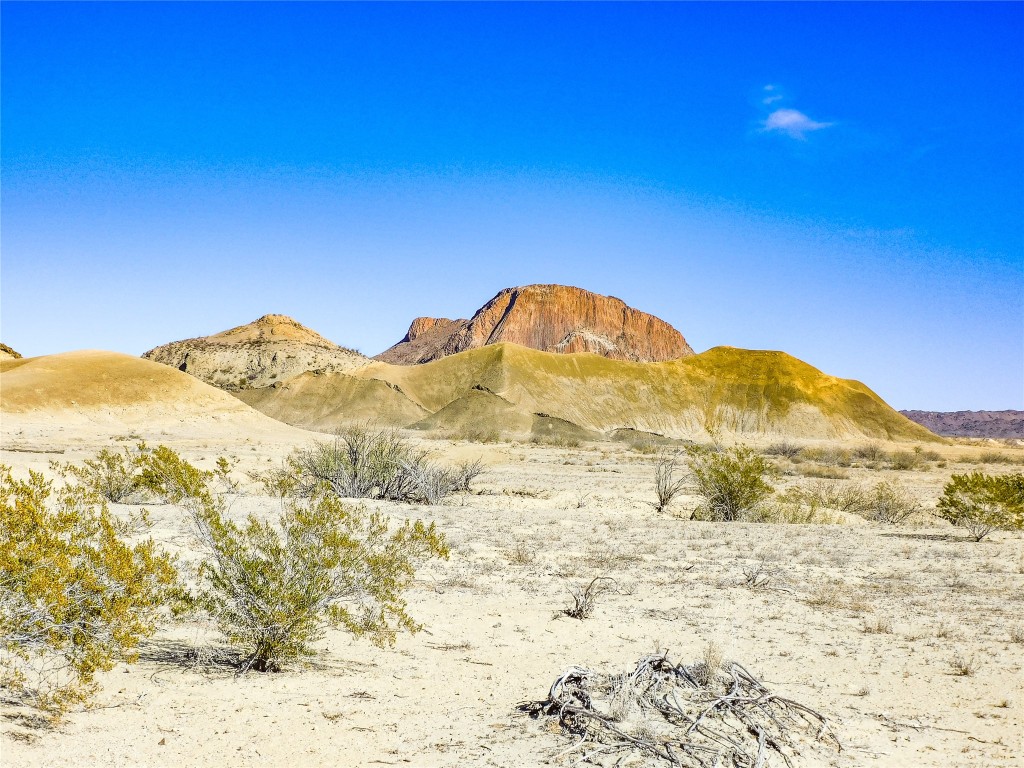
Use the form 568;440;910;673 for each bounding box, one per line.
376;284;693;365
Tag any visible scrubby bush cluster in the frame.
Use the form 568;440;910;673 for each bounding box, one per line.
2;434;455;714
50;444;148;502
0;467;177;713
685;445;777;521
937;472;1024;541
282;427;482;504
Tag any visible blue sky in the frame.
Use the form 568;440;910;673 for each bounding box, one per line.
2;2;1021;410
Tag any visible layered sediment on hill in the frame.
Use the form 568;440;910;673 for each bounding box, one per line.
143;314;369;390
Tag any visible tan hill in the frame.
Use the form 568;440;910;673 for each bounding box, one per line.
0;350;310;441
901;410;1024;439
143;314;369;390
243;342;937;442
0;343;22;361
376;284;693;364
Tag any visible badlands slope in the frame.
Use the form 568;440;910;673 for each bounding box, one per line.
239;342;937;442
143;314;368;391
0;350;313;446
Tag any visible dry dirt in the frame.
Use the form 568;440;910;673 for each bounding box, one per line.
2;425;1022;768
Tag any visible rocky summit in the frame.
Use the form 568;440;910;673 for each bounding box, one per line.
375;284;693;365
143;314;368;390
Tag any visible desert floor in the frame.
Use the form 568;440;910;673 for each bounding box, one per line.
2;426;1023;767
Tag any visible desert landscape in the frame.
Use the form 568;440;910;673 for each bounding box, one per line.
2;287;1022;768
4;4;1022;766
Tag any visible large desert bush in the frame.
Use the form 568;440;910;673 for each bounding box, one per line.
140;447;449;672
0;466;177;714
686;445;776;521
936;472;1024;541
286;427;479;504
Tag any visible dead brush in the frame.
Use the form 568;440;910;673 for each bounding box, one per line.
519;650;840;767
562;576;617;619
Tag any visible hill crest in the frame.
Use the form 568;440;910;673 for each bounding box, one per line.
376;284;693;364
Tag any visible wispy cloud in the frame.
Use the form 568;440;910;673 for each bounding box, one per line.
761;84;783;105
762;108;833;140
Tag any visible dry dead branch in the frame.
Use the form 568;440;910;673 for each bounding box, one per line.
520;651;840;767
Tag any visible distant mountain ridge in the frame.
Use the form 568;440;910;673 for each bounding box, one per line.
143;314;368;391
376;284;693;364
900;410;1024;439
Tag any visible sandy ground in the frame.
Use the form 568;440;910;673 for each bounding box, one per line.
2;424;1023;768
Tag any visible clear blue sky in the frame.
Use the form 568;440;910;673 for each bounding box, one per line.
2;2;1021;410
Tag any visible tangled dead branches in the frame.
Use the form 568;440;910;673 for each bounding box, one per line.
519;652;840;767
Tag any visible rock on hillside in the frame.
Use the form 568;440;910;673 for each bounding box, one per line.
900;410;1024;439
0;343;22;361
143;314;369;390
376;284;693;364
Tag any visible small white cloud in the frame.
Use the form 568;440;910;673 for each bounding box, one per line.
762;94;783;105
763;108;833;139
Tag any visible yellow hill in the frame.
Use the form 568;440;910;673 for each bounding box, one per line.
243;342;937;442
0;350;308;440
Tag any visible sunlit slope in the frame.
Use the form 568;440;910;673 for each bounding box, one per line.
347;343;937;441
237;373;429;432
0;350;309;438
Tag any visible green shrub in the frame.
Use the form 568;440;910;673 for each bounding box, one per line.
139;447;449;672
936;472;1024;541
0;467;177;714
50;444;147;503
686;445;776;521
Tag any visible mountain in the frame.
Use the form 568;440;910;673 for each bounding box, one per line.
0;343;21;361
239;342;937;442
0;350;309;440
375;284;693;364
900;410;1024;439
142;314;369;390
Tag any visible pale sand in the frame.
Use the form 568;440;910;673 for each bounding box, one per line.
2;420;1022;767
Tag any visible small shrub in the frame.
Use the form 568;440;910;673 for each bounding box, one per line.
797;464;849;480
864;480;921;525
650;454;687;514
0;467;177;714
563;576;616;620
950;653;979;677
888;451;921;471
782;481;872;516
50;444;147;503
765;442;801;459
853;443;887;462
936;472;1024;541
505;540;537;565
862;615;893;634
686;445;776;522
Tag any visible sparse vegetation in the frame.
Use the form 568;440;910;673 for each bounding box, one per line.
562;576;616;619
0;466;177;714
139;447;449;672
50;444;147;503
686;445;776;521
650;453;687;513
936;472;1024;541
864;480;922;525
286;427;480;505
